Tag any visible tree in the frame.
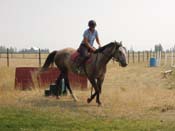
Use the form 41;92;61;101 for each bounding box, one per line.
0;46;7;52
155;44;163;52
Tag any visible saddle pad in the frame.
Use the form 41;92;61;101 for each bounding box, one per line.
70;51;93;64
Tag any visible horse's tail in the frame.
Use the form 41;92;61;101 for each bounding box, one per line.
41;50;57;71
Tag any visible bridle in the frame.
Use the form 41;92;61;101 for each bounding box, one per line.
100;42;120;62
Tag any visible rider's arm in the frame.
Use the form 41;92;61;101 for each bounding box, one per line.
96;35;101;48
82;37;96;52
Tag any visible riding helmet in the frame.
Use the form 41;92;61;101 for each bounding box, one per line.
88;20;96;28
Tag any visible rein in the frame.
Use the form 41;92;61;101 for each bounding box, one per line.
100;43;117;61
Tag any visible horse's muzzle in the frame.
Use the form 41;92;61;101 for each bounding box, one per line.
120;62;127;67
122;63;128;67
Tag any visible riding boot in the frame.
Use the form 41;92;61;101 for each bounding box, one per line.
77;58;87;73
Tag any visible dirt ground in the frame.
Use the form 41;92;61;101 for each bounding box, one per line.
1;61;175;121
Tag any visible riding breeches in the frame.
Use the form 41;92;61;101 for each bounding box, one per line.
78;44;90;66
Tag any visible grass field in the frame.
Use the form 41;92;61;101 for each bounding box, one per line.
1;58;175;130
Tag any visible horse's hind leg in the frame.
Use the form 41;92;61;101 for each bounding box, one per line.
96;77;104;106
55;73;63;99
63;70;78;101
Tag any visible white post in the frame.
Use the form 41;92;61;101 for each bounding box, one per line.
157;51;159;66
171;48;173;66
159;51;161;66
157;50;161;66
164;51;167;66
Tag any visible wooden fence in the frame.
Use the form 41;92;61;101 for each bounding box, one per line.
15;67;87;90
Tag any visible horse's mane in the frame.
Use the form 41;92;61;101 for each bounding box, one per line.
94;41;121;53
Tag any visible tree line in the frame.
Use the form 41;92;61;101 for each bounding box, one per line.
0;46;49;53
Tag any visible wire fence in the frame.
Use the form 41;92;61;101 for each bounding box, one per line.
127;50;175;66
1;48;175;67
0;48;48;67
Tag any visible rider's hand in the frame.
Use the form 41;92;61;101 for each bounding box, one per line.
91;47;96;52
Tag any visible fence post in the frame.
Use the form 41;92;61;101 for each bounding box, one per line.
138;51;140;63
143;51;144;62
153;51;155;58
23;53;25;58
7;48;9;67
147;51;149;61
171;48;174;66
39;48;41;67
127;50;129;64
150;50;152;58
162;51;165;63
159;51;162;66
132;51;135;63
11;52;13;58
164;51;167;66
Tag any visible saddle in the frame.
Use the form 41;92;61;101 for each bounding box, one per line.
70;51;92;65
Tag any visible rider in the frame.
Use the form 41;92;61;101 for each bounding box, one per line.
78;20;101;70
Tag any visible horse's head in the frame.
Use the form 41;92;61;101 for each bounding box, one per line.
112;41;128;67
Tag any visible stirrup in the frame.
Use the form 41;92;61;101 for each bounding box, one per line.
75;66;80;74
76;66;83;74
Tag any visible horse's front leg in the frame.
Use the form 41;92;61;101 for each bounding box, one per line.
87;92;97;103
96;77;104;106
87;78;99;104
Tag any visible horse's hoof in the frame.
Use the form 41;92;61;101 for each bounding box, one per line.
87;98;91;103
72;94;79;102
98;103;102;107
97;102;102;107
73;98;79;102
56;96;60;99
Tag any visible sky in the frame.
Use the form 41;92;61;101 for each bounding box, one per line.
1;0;175;51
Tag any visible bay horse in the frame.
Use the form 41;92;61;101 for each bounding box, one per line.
41;41;127;106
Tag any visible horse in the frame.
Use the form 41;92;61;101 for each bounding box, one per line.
41;41;127;106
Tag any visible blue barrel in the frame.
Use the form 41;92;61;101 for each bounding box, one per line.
150;58;157;67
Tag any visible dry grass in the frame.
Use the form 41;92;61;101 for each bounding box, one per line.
1;58;175;121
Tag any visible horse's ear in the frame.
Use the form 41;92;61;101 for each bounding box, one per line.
114;40;118;45
119;41;122;46
114;40;122;47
